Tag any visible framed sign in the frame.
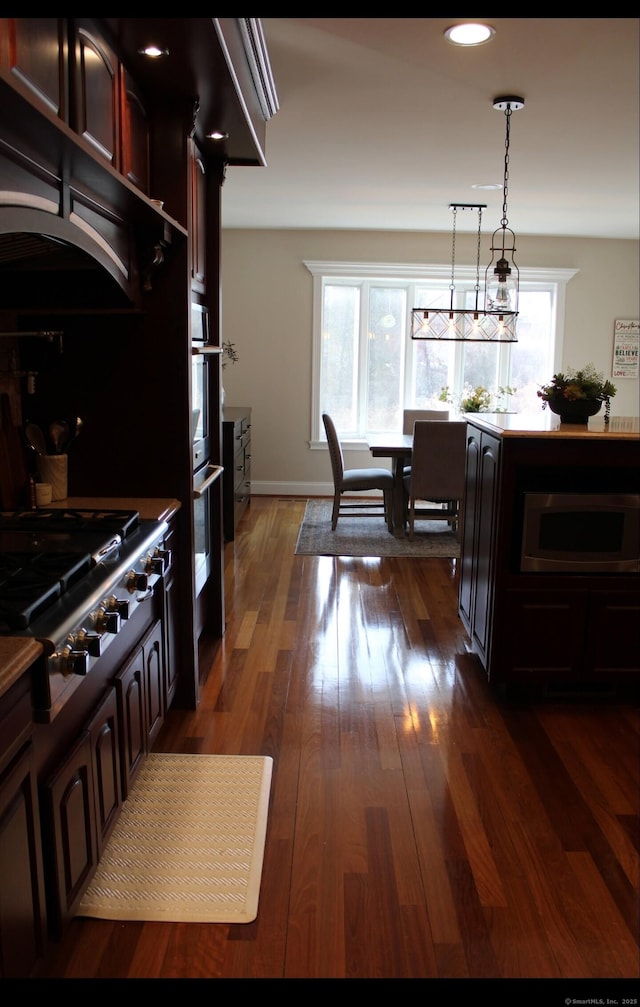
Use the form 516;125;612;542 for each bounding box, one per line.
612;319;639;379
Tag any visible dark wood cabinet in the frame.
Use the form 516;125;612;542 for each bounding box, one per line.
459;416;640;695
42;731;95;937
222;407;252;540
144;620;164;749
189;137;206;292
41;685;122;937
72;22;119;167
459;425;500;668
120;64;149;193
0;18;66;118
115;619;165;798
0;18;274;709
88;686;122;859
0;674;46;978
0;14;276;971
161;517;179;710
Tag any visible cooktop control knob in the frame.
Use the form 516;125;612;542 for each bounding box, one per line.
90;606;121;634
153;546;170;571
75;628;103;657
106;594;130;619
125;569;149;592
58;644;89;676
144;548;169;575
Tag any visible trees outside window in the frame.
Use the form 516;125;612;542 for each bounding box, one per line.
307;260;576;442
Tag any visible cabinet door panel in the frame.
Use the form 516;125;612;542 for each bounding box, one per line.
189;139;206;291
42;731;96;936
459;430;480;632
115;648;146;798
144;621;164;749
74;25;118;165
88;686;122;858
0;18;66;117
471;433;500;663
586;591;640;679
0;741;46;978
160;519;179;709
504;590;586;683
120;65;149;193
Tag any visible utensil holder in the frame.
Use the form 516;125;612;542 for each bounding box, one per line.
38;454;68;501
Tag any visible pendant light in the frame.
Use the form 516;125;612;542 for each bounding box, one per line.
411;95;525;343
484;96;524;318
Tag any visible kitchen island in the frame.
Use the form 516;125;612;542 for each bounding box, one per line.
459;413;640;695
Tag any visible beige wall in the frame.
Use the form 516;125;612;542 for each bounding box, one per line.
220;229;639;496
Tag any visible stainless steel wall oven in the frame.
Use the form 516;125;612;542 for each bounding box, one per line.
191;301;222;599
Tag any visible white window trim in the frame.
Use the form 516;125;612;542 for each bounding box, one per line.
305;260;579;448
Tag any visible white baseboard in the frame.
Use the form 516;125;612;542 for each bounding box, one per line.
250;480;383;498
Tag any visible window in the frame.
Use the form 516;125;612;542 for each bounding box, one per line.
306;260;577;443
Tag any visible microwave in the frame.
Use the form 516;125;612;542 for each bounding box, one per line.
520;492;640;573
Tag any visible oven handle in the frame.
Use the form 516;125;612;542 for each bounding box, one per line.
193;464;223;499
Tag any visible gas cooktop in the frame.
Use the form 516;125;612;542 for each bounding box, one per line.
0;508;140;539
0;508;146;632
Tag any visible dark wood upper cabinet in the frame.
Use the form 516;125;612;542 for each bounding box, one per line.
72;23;119;168
189;138;206;292
0;18;67;118
120;65;149;194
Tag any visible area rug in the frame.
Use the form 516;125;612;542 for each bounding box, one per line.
77;753;273;924
294;498;460;558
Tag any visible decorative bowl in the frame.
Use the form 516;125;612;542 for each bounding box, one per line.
546;397;602;424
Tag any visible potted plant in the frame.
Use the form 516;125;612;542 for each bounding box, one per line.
537;362;616;424
219;341;238;407
221;340;239;368
439;383;517;414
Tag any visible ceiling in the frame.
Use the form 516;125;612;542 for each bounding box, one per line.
221;17;640;240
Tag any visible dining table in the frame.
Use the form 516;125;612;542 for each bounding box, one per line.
367;432;413;534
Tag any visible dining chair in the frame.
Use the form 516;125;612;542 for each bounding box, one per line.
402;408;450;434
401;408;449;476
322;412;394;531
402;420;467;541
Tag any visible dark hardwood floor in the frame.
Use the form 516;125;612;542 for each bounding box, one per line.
36;496;639;987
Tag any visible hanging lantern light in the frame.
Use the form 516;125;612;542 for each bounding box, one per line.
411;95;525;343
484;96;524;318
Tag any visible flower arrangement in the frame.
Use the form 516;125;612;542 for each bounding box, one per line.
439;383;517;414
537;363;616;421
221;340;239;369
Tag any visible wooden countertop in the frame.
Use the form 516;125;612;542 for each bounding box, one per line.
0;637;44;699
464;413;640;439
0;497;181;701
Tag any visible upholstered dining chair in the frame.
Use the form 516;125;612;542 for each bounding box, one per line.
322;412;394;531
402;408;450;434
401;408;449;476
402;420;467;541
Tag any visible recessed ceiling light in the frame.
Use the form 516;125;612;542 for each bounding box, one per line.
444;23;495;46
139;45;169;58
206;131;229;141
472;182;503;191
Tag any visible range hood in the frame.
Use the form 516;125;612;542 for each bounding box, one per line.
0;232;100;271
0;231;133;310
